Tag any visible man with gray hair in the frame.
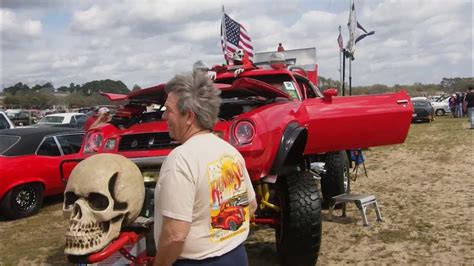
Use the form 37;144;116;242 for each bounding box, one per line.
153;72;257;265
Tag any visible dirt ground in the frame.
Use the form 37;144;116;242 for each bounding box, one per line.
1;116;473;265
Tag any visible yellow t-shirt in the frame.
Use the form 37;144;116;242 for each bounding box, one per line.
154;133;256;260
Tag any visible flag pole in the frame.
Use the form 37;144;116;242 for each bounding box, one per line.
338;26;342;95
221;5;229;65
349;58;352;96
342;49;346;96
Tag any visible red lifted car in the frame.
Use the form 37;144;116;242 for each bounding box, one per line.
72;60;412;265
0;127;84;219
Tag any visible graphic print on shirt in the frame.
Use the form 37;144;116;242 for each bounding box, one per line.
208;155;250;242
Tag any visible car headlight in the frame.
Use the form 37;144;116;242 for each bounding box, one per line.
104;139;117;150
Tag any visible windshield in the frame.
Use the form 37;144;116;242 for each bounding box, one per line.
39;116;65;124
0;135;20;154
216;74;300;100
413;101;430;107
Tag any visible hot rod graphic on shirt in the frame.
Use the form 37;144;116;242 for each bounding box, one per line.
208;155;251;240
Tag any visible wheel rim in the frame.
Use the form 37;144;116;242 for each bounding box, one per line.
15;186;37;211
343;164;349;192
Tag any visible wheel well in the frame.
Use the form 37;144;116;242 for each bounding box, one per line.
283;131;307;167
269;122;308;175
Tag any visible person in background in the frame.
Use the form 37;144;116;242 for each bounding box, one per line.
153;72;257;266
464;86;474;128
277;43;285;52
449;94;457;117
455;93;464;118
89;107;111;129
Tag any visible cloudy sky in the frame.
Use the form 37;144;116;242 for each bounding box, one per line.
1;0;472;91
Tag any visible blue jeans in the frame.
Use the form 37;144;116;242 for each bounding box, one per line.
456;103;464;117
468;107;474;128
173;244;248;266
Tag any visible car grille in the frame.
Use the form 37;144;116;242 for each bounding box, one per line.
119;133;180;151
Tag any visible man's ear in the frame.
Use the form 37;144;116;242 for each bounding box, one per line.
186;109;195;125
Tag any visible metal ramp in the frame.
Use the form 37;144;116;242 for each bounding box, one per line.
328;193;383;226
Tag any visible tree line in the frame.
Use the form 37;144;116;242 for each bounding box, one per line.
1;79;134;109
1;77;472;110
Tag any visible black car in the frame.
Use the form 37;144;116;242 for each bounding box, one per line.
412;99;435;123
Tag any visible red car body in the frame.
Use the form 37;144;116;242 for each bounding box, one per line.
78;68;412;182
0;127;84;219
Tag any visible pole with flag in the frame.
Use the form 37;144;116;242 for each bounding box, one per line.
338;25;344;95
220;6;254;64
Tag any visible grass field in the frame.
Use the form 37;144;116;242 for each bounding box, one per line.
0;116;472;265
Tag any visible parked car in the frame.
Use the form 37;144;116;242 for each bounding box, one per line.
412;99;435;122
0;111;15;129
430;97;451;116
37;112;86;128
0;127;84;219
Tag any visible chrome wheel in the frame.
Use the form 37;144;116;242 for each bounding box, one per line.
15;186;37;211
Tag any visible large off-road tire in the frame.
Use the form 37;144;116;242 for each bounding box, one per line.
321;151;350;209
276;171;322;266
0;183;44;220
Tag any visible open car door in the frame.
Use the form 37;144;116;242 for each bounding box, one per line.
303;90;413;154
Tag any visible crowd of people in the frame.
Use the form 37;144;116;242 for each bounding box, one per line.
448;87;474;120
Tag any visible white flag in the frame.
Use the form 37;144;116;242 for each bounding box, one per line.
346;1;356;57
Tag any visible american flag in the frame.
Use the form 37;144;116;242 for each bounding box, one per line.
221;13;254;62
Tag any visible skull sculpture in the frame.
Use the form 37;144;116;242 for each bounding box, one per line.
63;153;144;255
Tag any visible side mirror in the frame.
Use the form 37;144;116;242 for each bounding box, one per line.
323;88;338;102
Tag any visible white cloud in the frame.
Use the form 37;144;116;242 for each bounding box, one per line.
0;8;42;37
1;0;472;90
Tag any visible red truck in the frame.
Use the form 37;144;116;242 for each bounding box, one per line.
68;56;412;265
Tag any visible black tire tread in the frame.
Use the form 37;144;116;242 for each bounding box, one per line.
321;151;349;209
0;183;43;220
278;171;322;266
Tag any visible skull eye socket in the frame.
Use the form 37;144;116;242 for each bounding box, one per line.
64;192;78;209
88;192;109;211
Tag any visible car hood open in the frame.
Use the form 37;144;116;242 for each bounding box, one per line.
101;78;289;103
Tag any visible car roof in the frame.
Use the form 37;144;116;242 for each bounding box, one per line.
45;112;85;117
0;127;84;156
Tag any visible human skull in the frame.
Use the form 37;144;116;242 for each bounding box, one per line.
233;49;244;62
63;153;144;255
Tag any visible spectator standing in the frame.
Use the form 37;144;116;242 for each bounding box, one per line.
449;94;457;117
464;86;474;128
89;107;111;129
456;93;464;118
153;72;257;266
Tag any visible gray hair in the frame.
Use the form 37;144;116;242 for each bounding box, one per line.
165;72;221;130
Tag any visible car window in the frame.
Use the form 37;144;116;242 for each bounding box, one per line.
37;137;61;156
39;116;65;124
413;101;429;107
0;115;11;129
56;134;84;155
0;135;20;154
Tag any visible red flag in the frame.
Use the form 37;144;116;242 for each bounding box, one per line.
337;26;343;52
